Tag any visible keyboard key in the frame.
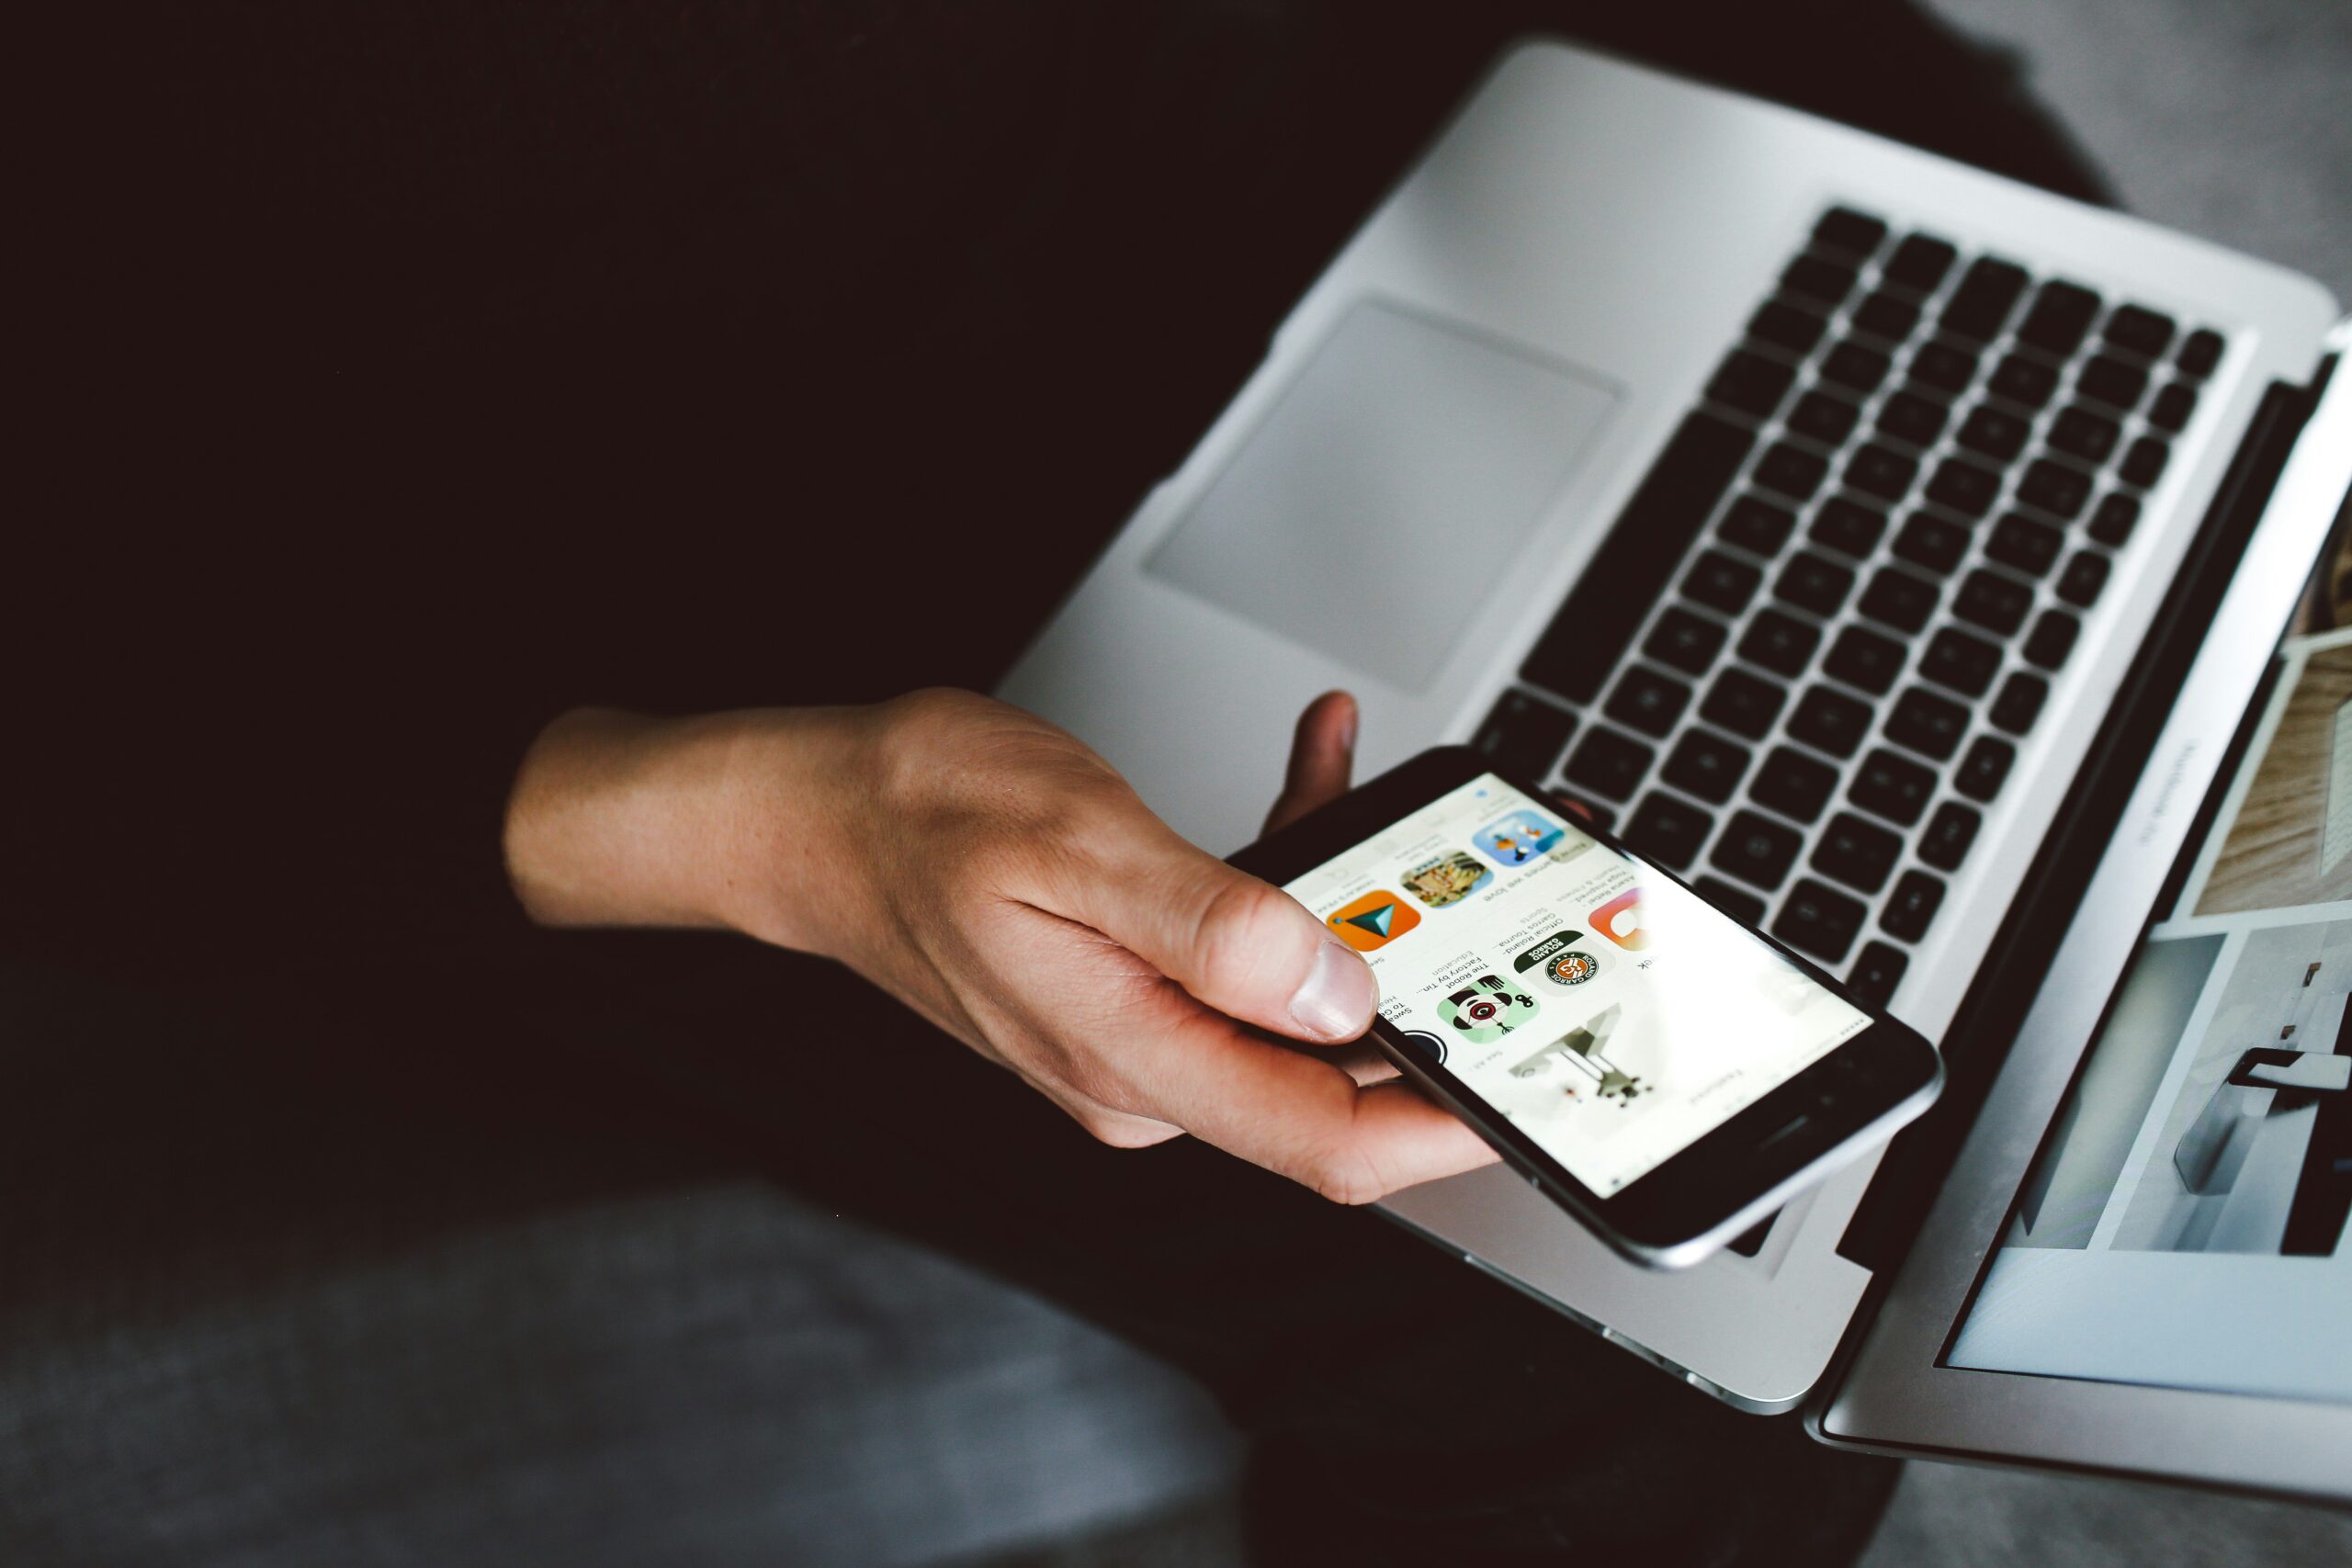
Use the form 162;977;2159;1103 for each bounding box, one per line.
1645;605;1729;676
2177;327;2223;378
1521;413;1755;704
2056;549;2111;607
1709;350;1798;421
1883;233;1957;292
1822;340;1893;394
1985;512;2064;577
1605;665;1695;738
2049;406;2121;466
1713;809;1804;890
2104;304;2176;359
1880;870;1946;942
1751;745;1838;822
2018;457;2091;519
1941;257;2029;343
1954;569;2033;637
1473;689;1577;780
1565;727;1657;802
1858;566;1939;633
2024;608;2080;670
1788;389;1860;446
1813;811;1904;894
1784;254;1860;306
1991;671;2049;734
2017;280;2101;356
1854;291;1920;342
1757;441;1831;500
1825;625;1905;694
1662;728;1753;804
1876;389;1949;448
1702;668;1788;739
1927;457;2001;518
1810;498;1889;558
1697;876;1769;927
1851;748;1937;827
1919;801;1982;872
1956;735;2016;802
1739;608;1822;678
1752;299;1830;356
1909;339;1978;395
1814;208;1889;258
1720;494;1798;556
1776;551;1856;617
1684;548;1765;615
1849;942;1909;1004
1958;405;2031;462
1987;353;2059;409
1894;512;1970;575
1788;684;1874;758
2075;355;2148;412
1774;879;1869;963
1625;792;1715;870
1886;685;1970;761
1845;443;1919;503
1923;625;2004;696
2148;380;2198;434
2120;435;2169;489
2087;492;2140;547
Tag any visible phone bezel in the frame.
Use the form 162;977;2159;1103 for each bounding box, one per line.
1230;745;1944;1267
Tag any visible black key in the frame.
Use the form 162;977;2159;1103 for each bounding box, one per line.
2075;355;2148;412
1845;443;1919;503
1956;405;2030;462
1920;801;1982;872
1644;605;1729;676
1788;684;1874;759
1985;512;2064;577
1941;257;2029;343
1775;551;1856;617
1787;389;1860;446
1858;566;1939;634
1605;664;1695;738
2024;608;2080;671
1785;254;1860;306
1813;810;1904;894
1721;494;1798;556
1923;625;2004;696
2049;406;2121;466
2088;492;2140;547
1824;625;1905;694
1886;685;1970;761
1909;339;1978;395
1894;512;1970;576
1956;735;2016;802
2148;380;2198;434
2104;304;2176;359
1738;608;1821;678
1881;871;1946;942
1697;875;1770;927
2018;457;2092;519
1565;727;1657;802
1625;792;1715;871
2120;435;2169;489
1810;498;1888;559
1702;668;1788;740
2017;280;2101;356
1752;299;1830;356
1927;457;2002;518
1662;728;1753;805
1757;441;1830;500
1750;745;1838;822
1709;350;1798;421
1521;413;1755;704
1883;233;1957;293
2056;549;2111;608
1850;747;1937;827
1876;389;1949;448
1712;809;1804;890
1774;879;1869;964
2177;327;2223;378
1991;671;2049;734
1954;569;2033;637
1987;353;2059;409
1684;547;1765;616
1849;942;1909;1004
1814;208;1888;258
1822;340;1893;394
1854;291;1920;343
1473;689;1577;780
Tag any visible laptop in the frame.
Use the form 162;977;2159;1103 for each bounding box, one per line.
1001;40;2352;1501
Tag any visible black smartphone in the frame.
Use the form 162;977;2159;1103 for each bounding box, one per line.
1231;746;1943;1269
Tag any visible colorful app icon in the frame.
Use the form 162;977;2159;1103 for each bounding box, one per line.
1437;976;1542;1043
1475;808;1566;866
1326;890;1420;952
1515;930;1600;987
1402;851;1492;908
1589;888;1648;951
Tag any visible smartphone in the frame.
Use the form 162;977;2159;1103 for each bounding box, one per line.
1231;746;1942;1269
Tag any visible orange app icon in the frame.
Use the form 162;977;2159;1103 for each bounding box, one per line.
1326;890;1421;952
1589;888;1648;951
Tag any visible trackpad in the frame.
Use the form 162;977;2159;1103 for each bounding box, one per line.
1147;300;1619;693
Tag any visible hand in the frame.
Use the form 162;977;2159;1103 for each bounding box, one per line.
503;689;1496;1202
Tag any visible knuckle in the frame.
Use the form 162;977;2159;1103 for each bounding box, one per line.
1303;1145;1389;1207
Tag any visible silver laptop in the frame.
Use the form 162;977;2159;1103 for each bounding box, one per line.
1001;40;2352;1500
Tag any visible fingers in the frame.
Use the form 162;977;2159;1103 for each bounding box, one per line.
1262;690;1358;834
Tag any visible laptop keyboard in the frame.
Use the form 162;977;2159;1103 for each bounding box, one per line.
1477;206;2225;1005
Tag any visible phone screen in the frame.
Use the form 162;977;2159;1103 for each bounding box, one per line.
1283;772;1871;1197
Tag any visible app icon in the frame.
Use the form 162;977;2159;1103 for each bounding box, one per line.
1437;976;1542;1043
1515;930;1601;987
1402;851;1492;908
1589;888;1648;951
1475;808;1566;866
1326;890;1421;952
